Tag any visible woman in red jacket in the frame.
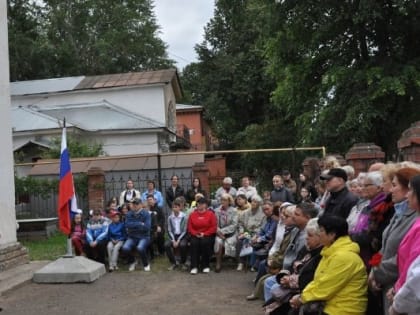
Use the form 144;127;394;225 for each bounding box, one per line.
187;197;217;274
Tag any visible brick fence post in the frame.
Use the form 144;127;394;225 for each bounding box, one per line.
398;121;420;163
87;167;105;211
192;162;210;197
345;143;385;176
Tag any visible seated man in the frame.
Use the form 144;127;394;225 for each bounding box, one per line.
122;198;152;272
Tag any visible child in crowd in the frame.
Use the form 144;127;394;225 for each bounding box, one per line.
107;211;126;271
70;212;86;256
85;209;109;264
165;199;188;270
118;203;128;222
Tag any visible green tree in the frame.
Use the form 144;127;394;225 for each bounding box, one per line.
42;135;104;159
188;0;275;149
265;0;420;157
8;0;174;80
8;0;53;81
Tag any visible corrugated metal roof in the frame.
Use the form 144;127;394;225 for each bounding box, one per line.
74;69;177;90
10;76;85;96
10;69;182;99
13;101;164;132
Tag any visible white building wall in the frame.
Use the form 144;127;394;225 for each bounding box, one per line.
96;133;160;155
12;84;168;125
0;1;18;245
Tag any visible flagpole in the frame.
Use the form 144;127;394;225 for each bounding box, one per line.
59;118;75;258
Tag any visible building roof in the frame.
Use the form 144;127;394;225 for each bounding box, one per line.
176;104;203;112
13;140;51;151
11;69;183;100
13;101;164;133
10;76;85;96
12;106;72;132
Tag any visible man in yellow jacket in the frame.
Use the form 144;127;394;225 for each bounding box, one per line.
290;215;367;315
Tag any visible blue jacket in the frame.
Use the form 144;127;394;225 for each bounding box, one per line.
108;222;126;242
142;189;164;208
258;216;277;242
125;209;151;239
86;218;109;243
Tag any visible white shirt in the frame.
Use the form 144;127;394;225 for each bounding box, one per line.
172;214;182;235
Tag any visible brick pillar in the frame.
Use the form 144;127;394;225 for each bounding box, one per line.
398;121;420;163
345;143;385;176
192;162;210;196
87;167;105;211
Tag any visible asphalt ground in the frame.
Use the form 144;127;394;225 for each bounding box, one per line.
0;264;263;315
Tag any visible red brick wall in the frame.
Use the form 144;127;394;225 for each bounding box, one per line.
176;111;203;150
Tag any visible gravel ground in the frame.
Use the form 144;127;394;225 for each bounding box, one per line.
0;265;263;315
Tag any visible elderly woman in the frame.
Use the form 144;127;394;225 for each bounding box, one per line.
368;167;420;315
388;173;420;315
214;193;238;272
263;218;323;315
350;171;387;267
187;197;217;274
236;194;266;271
290;215;368;315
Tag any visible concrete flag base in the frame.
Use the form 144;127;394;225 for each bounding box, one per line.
33;256;106;283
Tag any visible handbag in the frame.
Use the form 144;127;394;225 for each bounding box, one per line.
300;301;326;315
239;244;253;257
270;285;293;304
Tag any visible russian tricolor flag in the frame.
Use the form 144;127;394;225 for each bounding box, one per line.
58;122;78;235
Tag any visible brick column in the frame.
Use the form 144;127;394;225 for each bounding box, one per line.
87;167;105;211
192;162;210;196
398;121;420;163
345;143;385;176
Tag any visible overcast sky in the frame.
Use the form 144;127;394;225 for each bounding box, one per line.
154;0;215;71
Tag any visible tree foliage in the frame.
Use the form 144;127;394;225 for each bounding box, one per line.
42;135;104;159
265;0;420;157
183;0;276;149
8;0;174;81
182;0;420;160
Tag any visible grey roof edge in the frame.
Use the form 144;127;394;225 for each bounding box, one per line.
40;99;165;129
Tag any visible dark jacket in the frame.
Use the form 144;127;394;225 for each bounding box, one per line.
186;188;207;205
324;186;358;219
295;246;323;289
271;187;295;204
166;185;184;208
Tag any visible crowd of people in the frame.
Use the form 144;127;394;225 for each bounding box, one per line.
69;159;420;315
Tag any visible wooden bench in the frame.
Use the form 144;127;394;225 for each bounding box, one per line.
17;217;58;240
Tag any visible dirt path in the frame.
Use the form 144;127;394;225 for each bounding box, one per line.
0;267;262;315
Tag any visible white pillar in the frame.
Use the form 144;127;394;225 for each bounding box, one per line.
0;0;18;247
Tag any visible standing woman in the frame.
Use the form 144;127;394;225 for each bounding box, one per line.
368;167;420;314
214;193;238;272
187;197;217;274
186;177;206;206
388;174;420;315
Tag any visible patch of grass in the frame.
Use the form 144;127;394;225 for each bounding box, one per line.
21;233;67;261
20;234;187;274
